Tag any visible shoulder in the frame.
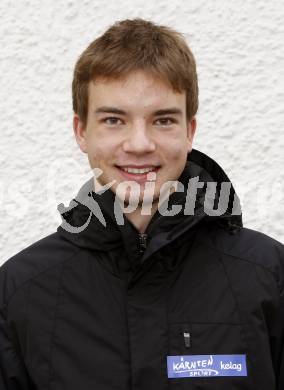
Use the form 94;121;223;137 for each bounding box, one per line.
0;231;80;307
195;223;284;287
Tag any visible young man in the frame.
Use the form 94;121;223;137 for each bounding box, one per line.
0;18;284;390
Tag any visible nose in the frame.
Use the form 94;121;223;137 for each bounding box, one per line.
122;121;156;154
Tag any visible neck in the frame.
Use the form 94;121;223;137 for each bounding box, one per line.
123;202;159;233
122;185;177;233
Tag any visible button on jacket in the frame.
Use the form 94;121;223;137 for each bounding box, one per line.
1;149;284;390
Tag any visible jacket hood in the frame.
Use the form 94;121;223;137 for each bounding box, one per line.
57;149;242;260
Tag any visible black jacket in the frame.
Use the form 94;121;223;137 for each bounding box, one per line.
1;149;284;390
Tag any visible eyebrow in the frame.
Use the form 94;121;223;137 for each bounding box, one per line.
94;106;183;116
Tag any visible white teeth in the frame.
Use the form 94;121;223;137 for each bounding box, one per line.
121;167;156;174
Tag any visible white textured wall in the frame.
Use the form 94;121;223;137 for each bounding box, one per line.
0;0;283;265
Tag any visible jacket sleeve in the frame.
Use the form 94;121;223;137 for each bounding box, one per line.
270;241;284;390
0;306;36;390
273;285;284;390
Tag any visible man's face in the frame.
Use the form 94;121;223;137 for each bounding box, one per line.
73;70;196;209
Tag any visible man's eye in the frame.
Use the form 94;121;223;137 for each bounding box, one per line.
103;117;123;125
155;117;175;126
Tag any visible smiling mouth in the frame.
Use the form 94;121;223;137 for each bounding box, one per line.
116;164;160;171
115;165;160;180
118;166;159;174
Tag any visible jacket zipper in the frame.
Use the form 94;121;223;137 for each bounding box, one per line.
182;324;191;348
138;233;148;255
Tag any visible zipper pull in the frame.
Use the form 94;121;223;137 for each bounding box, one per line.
182;325;191;348
183;331;191;348
138;233;148;255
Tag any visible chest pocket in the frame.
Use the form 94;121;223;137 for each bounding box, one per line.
167;322;255;389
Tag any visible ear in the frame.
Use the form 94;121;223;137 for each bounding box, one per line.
73;114;88;154
186;116;197;153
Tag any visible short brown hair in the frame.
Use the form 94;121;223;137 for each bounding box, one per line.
72;18;198;128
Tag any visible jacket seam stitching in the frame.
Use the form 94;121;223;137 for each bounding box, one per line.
47;261;65;390
1;248;81;312
25;279;32;370
217;252;257;387
167;321;245;325
194;238;278;282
